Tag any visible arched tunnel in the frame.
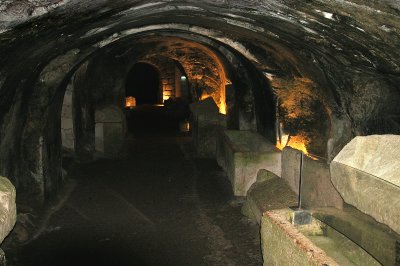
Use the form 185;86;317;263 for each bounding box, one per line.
0;1;400;265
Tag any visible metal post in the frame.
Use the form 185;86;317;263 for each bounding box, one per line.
292;151;312;225
298;152;304;209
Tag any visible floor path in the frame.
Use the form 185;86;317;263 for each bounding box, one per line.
7;130;262;266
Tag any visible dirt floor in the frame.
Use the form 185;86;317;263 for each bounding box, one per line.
4;106;262;266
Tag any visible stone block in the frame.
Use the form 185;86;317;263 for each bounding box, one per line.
216;130;281;196
301;157;343;209
95;123;125;157
189;97;219;118
95;105;125;123
330;135;400;234
192;113;227;158
281;147;301;193
95;105;126;158
281;147;343;209
0;176;16;244
261;209;380;266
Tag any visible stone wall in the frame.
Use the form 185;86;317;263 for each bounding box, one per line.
61;78;75;153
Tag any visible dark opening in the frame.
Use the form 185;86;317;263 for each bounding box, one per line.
126;63;160;105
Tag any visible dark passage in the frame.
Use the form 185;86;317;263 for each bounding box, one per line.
126;63;160;105
5;116;261;266
126;104;189;134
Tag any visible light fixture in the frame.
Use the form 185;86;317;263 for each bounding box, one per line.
125;96;136;109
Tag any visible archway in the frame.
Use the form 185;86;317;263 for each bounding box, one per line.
125;62;161;105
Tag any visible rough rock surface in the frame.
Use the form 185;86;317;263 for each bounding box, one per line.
0;176;16;244
331;135;400;234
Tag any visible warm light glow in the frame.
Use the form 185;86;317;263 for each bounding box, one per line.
125;96;136;108
276;134;289;150
219;100;227;115
200;93;210;100
200;93;227;114
180;120;190;133
163;95;170;102
276;135;318;160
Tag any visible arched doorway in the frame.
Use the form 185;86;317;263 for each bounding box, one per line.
126;63;161;105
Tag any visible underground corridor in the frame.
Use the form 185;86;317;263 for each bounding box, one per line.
0;1;400;266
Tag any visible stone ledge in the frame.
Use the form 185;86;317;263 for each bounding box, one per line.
261;209;338;266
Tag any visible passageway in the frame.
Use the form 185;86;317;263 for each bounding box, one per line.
1;1;400;265
5;109;261;266
126;63;161;105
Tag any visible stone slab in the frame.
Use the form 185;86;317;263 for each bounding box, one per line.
333;135;400;186
95;105;125;123
192;113;227;158
0;176;16;244
281;147;301;194
95;123;125;157
95;105;126;158
301;157;343;209
282;147;343;209
331;135;400;234
189;97;219;117
216;130;281;196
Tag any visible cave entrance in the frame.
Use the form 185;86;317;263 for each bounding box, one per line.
126;62;161;105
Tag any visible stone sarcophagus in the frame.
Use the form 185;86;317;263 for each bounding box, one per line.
217;130;281;196
95;105;126;158
190;97;227;158
330;135;400;235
